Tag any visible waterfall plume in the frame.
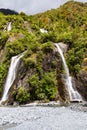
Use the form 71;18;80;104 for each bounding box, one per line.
55;43;82;102
0;53;24;104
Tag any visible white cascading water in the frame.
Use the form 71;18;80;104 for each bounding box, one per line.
40;28;48;33
55;43;82;102
0;53;24;104
7;22;12;31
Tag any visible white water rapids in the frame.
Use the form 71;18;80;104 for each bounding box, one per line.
55;43;82;102
0;53;24;104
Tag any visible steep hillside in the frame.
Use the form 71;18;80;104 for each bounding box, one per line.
0;1;87;104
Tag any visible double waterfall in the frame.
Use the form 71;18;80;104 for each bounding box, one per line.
0;53;23;104
0;43;82;104
55;43;82;102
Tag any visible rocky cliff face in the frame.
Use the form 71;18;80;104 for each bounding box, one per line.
76;57;87;101
8;43;70;104
6;42;87;104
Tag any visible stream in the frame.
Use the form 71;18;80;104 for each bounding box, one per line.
0;103;87;130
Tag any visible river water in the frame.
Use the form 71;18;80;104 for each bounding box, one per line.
0;103;87;130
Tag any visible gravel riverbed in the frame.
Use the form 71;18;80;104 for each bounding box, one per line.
0;103;87;130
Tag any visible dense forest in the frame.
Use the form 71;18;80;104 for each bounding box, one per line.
0;1;87;104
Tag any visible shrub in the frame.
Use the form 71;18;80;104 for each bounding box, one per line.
0;32;9;49
41;72;57;100
67;47;85;75
16;87;30;103
29;74;40;100
29;72;57;101
41;42;54;53
0;63;8;97
23;58;36;69
6;40;24;59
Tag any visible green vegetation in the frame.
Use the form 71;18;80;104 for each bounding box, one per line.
0;32;9;49
0;63;8;96
0;1;87;103
16;87;30;103
29;72;57;101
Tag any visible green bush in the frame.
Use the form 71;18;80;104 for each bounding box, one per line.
41;42;54;53
29;72;57;101
29;74;40;100
0;32;9;49
23;58;36;69
16;87;30;103
6;40;24;59
41;72;57;100
0;63;8;97
67;47;85;75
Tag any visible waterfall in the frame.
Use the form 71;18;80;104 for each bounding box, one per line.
0;53;24;104
7;22;12;31
40;28;48;33
55;43;82;102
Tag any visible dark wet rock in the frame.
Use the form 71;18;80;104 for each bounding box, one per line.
76;66;87;101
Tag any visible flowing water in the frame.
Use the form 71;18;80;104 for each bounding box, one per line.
7;22;12;31
0;53;24;104
40;28;48;33
55;43;82;102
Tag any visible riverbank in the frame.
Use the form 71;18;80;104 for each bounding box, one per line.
0;103;87;130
